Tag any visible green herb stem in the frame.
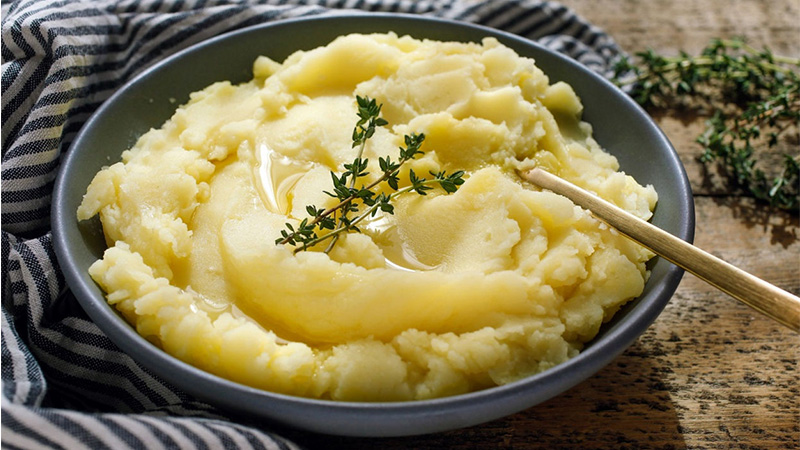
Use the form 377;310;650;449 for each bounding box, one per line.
292;179;444;253
275;95;465;252
612;37;800;211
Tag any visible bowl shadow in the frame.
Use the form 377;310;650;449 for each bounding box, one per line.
280;337;687;449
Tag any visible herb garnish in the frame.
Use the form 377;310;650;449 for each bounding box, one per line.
275;96;465;253
612;38;799;211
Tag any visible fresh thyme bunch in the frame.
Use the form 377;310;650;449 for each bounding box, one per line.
612;38;799;211
275;96;465;253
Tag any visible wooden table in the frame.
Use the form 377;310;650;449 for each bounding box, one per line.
289;1;800;448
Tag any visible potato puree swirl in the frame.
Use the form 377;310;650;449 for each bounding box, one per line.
78;33;657;401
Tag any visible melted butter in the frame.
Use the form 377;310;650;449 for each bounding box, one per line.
255;144;313;216
363;214;439;273
190;287;292;344
254;144;436;273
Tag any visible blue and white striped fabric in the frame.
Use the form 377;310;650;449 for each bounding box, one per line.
1;1;624;448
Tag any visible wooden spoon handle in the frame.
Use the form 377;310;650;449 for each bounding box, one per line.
521;168;800;333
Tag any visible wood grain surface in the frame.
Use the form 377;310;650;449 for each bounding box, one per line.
289;1;800;448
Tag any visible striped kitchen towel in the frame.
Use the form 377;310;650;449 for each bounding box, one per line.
1;1;624;448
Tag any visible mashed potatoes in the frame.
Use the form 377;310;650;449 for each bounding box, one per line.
77;33;657;401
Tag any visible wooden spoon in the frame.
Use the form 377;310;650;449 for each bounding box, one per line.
520;168;800;333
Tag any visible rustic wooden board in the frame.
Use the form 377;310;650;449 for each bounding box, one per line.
288;1;800;448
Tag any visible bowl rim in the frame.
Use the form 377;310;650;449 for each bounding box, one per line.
52;12;694;437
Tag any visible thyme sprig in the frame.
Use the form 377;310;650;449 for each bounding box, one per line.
275;96;465;253
324;96;388;252
612;38;799;211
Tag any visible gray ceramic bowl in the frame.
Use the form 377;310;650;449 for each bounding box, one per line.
52;14;694;437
